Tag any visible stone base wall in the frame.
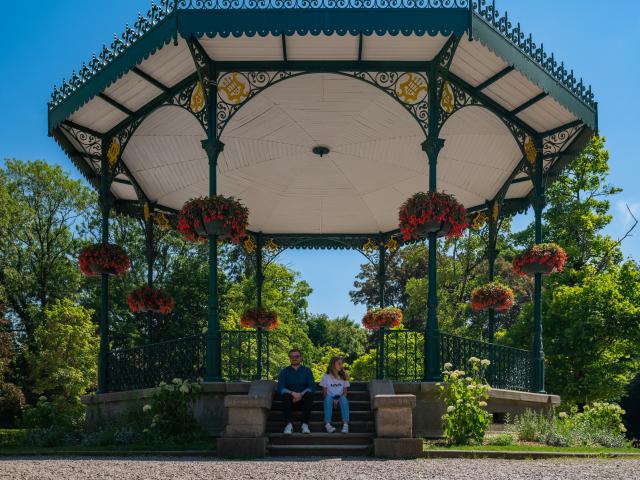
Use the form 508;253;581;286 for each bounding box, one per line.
81;382;251;436
83;381;560;440
394;382;560;438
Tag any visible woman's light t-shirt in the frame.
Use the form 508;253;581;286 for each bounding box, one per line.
319;373;350;397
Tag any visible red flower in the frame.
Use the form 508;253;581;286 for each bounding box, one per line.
240;308;279;330
399;191;468;241
470;282;514;312
127;286;175;314
79;243;131;277
512;243;567;276
178;196;249;244
362;307;403;331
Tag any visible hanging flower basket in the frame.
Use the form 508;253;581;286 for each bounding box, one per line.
79;243;131;277
127;286;175;314
177;195;249;244
513;243;567;276
399;191;468;241
470;282;514;312
240;308;279;330
362;307;403;331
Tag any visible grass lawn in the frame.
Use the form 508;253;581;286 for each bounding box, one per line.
423;440;640;455
0;430;216;456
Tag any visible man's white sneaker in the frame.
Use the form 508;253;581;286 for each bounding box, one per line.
283;423;293;435
325;423;336;433
301;423;311;434
341;423;349;434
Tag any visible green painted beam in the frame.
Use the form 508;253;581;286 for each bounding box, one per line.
510;92;548;116
476;66;514;91
132;67;169;93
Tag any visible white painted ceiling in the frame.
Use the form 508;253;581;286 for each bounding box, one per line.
60;33;584;234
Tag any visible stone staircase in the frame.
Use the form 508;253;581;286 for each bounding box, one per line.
267;382;374;456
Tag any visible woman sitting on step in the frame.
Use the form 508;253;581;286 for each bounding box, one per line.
319;355;350;434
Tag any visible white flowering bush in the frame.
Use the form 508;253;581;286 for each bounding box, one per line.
146;378;202;442
437;357;492;445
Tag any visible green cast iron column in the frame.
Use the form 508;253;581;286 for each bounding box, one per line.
486;202;498;345
378;241;386;309
256;233;264;379
532;137;546;393
97;142;112;394
423;139;444;382
202;138;224;382
423;63;445;382
145;209;154;342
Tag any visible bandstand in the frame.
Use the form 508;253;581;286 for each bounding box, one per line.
49;0;595;453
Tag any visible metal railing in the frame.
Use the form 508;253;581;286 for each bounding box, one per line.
109;334;206;392
107;328;533;392
108;329;278;392
375;329;533;391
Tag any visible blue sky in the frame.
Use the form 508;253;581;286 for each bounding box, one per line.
1;1;638;321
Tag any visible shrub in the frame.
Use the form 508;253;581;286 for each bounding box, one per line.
0;381;25;427
27;299;98;398
0;429;27;447
22;395;85;431
580;402;627;435
485;433;514;446
146;378;201;442
438;357;492;446
349;349;376;381
512;403;629;448
513;409;553;442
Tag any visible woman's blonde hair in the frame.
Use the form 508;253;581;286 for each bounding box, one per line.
326;355;349;381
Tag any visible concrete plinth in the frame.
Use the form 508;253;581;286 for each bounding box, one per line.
217;436;268;458
374;438;423;458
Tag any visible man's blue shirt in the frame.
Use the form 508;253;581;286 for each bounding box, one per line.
277;365;316;395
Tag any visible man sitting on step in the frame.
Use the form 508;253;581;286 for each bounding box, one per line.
277;347;316;435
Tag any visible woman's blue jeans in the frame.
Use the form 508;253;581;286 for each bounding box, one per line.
324;395;349;423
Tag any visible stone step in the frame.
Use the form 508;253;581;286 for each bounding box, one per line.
268;410;372;422
267;420;374;434
268;443;371;457
271;399;370;410
275;391;370;400
268;432;374;446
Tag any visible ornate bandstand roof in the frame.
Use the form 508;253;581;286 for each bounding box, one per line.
48;0;597;244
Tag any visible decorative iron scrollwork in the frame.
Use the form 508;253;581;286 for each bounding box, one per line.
216;71;296;137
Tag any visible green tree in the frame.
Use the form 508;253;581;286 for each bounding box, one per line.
304;314;367;362
505;136;639;402
0;286;25;426
0;160;93;345
220;262;316;374
350;244;428;312
542;263;640;403
27;299;98;398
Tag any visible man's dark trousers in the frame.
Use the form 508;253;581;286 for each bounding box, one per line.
281;392;313;424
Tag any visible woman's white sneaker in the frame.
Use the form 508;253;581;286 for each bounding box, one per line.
301;423;311;434
341;423;349;434
283;423;293;435
325;423;336;433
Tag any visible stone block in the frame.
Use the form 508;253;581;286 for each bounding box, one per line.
227;406;267;427
374;438;423;458
373;394;416;409
225;423;267;437
217;436;268;458
374;406;414;438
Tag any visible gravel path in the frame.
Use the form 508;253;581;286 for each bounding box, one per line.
1;457;639;480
